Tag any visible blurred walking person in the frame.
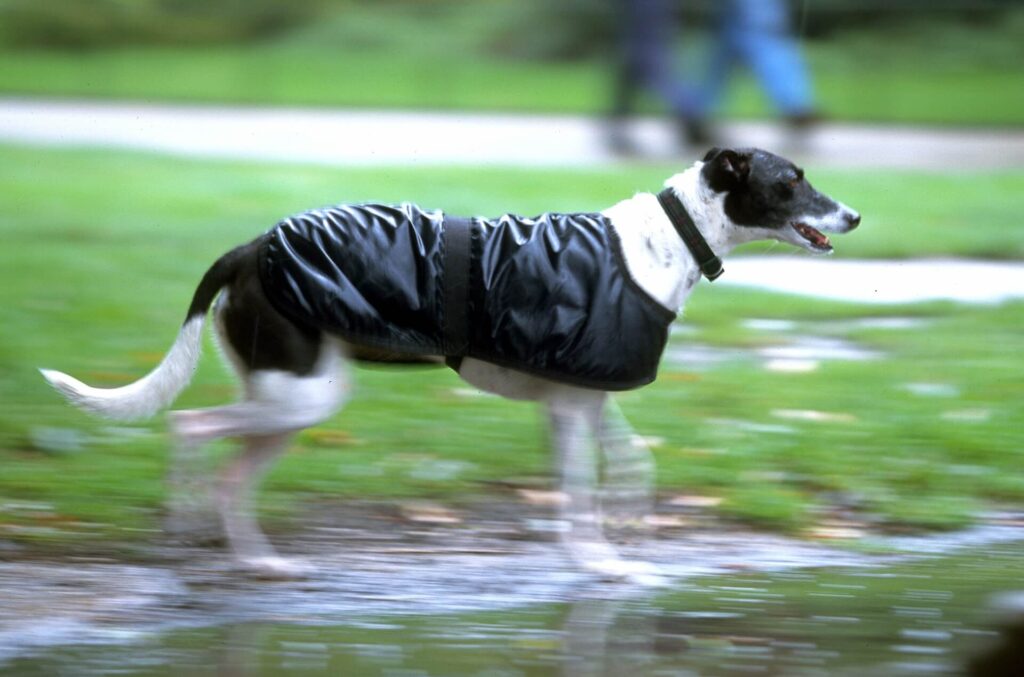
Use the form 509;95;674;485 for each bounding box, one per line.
696;0;819;132
608;0;707;155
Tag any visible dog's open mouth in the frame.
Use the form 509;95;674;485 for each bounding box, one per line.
793;222;832;251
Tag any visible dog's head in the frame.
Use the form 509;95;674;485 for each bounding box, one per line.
700;147;860;254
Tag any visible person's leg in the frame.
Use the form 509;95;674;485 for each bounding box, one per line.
610;0;703;151
730;0;815;116
693;20;736;124
635;0;701;124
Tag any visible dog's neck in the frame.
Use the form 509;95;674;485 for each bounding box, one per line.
605;162;749;313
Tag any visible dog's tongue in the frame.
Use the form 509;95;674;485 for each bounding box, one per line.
795;223;831;249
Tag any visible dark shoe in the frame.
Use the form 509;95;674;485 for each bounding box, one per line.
679;117;712;148
606;118;643;157
786;110;824;131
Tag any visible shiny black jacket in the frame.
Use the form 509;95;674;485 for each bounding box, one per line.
258;203;675;390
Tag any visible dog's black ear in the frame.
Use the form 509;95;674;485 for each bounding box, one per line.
702;147;723;162
702;148;751;192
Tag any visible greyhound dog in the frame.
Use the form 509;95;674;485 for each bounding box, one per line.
41;148;859;581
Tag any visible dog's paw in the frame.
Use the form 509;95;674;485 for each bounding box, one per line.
163;513;223;546
585;558;668;587
237;556;316;580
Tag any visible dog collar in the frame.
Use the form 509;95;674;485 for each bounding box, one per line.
656;188;724;281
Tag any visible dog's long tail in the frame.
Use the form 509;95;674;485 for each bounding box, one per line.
40;244;252;421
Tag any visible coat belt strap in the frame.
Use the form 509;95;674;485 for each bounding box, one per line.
442;216;473;359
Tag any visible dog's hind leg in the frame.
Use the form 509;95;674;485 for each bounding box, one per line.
165;262;350;576
217;431;298;576
167;346;349;576
164;428;219;543
167;358;348;576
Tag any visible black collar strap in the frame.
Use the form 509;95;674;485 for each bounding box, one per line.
656;188;724;281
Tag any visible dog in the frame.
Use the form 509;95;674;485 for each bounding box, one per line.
41;147;859;581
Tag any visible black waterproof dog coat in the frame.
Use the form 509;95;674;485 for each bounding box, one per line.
258;203;676;391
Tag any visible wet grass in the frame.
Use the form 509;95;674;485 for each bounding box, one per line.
1;144;1022;545
652;292;1024;532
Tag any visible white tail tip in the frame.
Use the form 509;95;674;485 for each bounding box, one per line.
39;368;82;400
39;317;204;421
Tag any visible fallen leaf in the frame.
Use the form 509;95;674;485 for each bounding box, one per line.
643;514;692;528
668;495;723;508
399;502;462;524
516;489;569;506
808;526;866;540
303;429;356;446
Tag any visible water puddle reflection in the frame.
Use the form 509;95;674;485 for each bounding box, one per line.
3;539;1021;676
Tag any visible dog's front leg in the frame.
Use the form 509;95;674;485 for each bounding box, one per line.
597;402;665;585
548;393;653;582
548;393;665;585
598;399;655;537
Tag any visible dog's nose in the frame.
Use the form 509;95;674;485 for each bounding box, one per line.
845;211;861;229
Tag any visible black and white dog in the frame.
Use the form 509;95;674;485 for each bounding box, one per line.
42;148;859;581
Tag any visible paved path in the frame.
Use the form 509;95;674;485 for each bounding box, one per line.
2;97;1024;170
724;257;1024;305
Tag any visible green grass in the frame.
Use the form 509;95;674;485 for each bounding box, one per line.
0;7;1022;125
1;143;1023;547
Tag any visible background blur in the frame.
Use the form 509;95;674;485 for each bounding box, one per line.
0;0;1021;124
1;1;1024;674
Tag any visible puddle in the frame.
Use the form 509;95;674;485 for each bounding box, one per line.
747;317;930;333
668;335;881;373
742;318;798;332
1;505;1022;674
669;313;926;374
758;336;881;363
902;382;961;398
2;541;1021;675
844;317;931;331
666;344;753;371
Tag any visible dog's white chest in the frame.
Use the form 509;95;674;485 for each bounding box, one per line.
604;195;698;312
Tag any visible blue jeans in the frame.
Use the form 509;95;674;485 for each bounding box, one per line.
698;0;814;116
613;0;698;119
